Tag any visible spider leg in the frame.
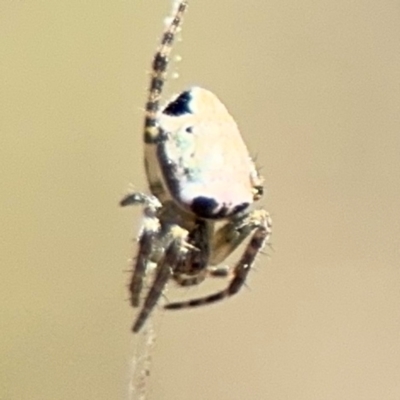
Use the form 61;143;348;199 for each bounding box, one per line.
208;266;231;277
132;226;189;332
173;266;230;287
143;1;188;202
173;270;207;287
129;224;157;308
120;192;162;307
164;209;272;310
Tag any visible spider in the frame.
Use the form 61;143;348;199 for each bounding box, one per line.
121;0;272;333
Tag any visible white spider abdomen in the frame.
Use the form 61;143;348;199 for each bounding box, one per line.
157;87;262;219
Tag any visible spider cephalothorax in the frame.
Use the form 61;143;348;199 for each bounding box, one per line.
121;1;271;333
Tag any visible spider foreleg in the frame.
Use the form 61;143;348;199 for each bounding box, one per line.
120;192;163;307
164;209;272;310
129;218;160;307
132;225;190;332
126;193;161;307
144;1;188;202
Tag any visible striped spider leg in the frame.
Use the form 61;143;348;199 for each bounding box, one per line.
121;0;271;333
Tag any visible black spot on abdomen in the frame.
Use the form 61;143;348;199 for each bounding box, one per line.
163;90;192;116
191;196;249;219
191;196;218;218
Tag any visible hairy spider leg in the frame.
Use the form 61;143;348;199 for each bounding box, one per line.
120;193;162;307
173;266;231;287
172;209;273;287
144;1;188;202
132;226;189;332
164;210;272;309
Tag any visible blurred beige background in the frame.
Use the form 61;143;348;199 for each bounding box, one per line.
1;1;400;399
